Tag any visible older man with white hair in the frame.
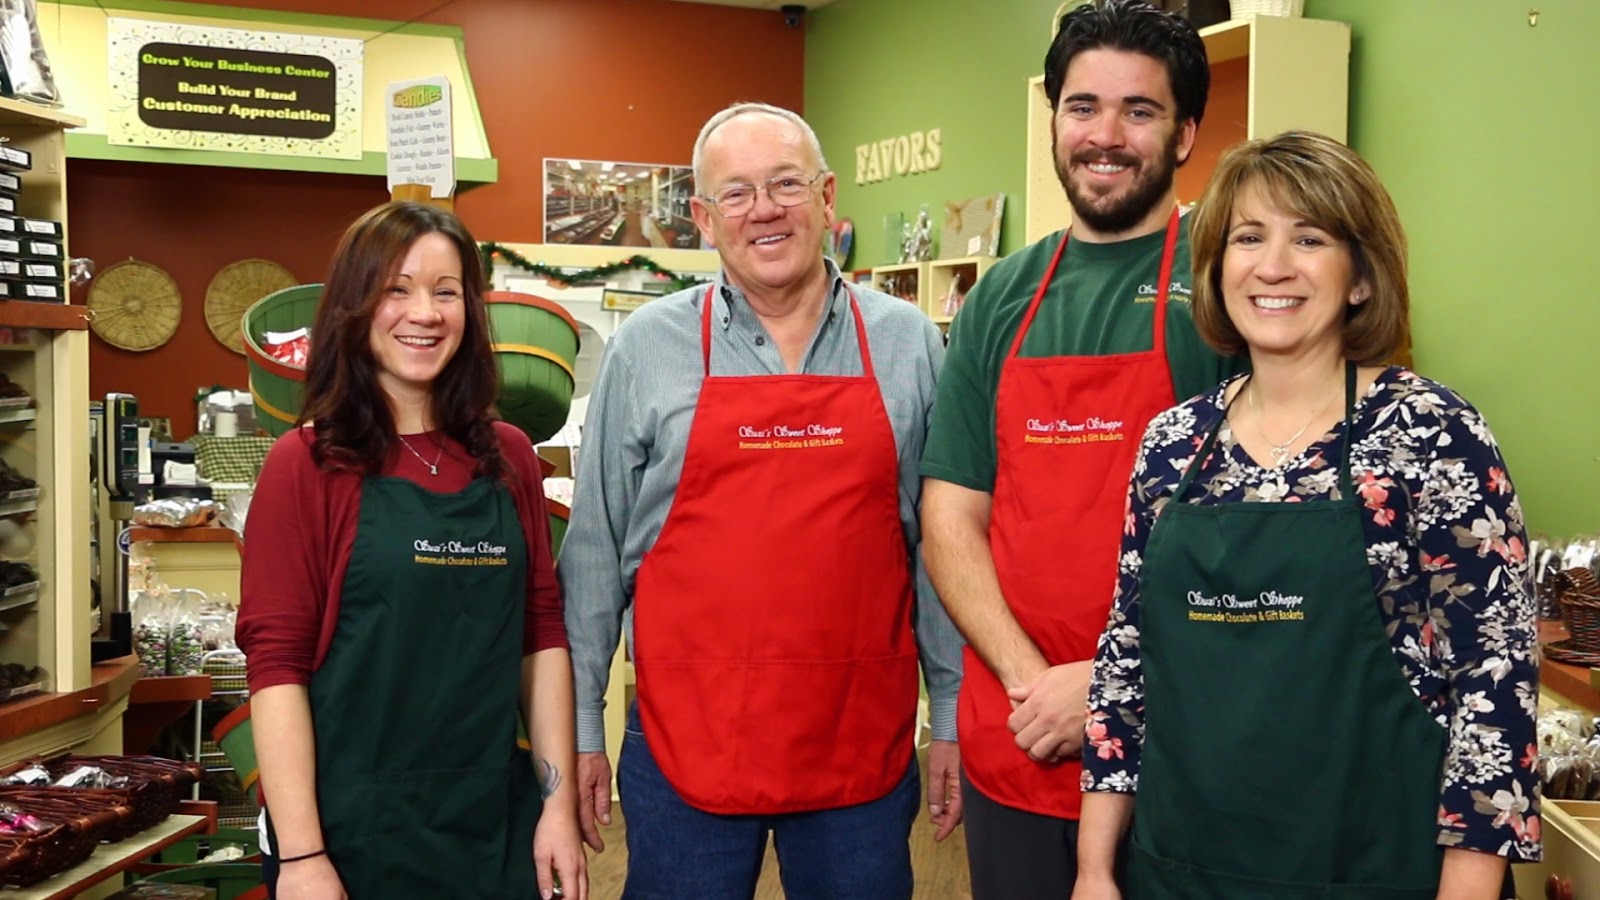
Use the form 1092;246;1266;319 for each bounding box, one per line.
559;102;963;899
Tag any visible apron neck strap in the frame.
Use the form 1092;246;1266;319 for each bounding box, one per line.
700;282;874;378
1173;361;1359;501
1005;207;1181;360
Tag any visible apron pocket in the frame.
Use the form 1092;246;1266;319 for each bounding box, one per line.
328;764;534;897
1131;838;1436;900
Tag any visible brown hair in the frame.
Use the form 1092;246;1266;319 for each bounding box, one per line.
299;201;506;480
1189;131;1410;366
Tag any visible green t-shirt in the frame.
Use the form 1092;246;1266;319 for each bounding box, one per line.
922;217;1245;492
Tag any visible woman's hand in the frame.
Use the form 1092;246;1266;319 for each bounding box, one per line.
1070;870;1122;900
274;855;347;900
534;804;588;900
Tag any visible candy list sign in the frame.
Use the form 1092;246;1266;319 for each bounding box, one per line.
106;18;364;159
386;77;454;198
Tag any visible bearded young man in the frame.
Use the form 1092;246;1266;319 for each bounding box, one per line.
918;2;1243;897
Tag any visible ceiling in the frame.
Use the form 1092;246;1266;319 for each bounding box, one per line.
668;0;839;10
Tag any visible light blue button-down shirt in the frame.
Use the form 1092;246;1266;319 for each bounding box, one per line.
559;261;963;754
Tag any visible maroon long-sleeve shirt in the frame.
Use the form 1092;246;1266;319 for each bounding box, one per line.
238;420;567;694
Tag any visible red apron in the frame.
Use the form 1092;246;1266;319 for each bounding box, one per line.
633;285;920;815
960;210;1180;819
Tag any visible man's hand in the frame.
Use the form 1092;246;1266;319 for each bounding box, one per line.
575;752;613;853
1005;661;1092;762
925;739;963;842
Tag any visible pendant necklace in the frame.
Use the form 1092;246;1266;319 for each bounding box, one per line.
1248;379;1336;469
398;434;444;475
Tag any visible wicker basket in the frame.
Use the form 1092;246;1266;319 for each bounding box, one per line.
1230;0;1304;17
0;788;133;886
0;755;202;842
1557;567;1600;653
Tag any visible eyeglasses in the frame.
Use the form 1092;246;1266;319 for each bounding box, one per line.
702;172;828;218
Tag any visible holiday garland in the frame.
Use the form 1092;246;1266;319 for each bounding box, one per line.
479;242;709;293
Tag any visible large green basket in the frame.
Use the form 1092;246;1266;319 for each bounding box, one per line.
242;284;322;438
486;291;579;444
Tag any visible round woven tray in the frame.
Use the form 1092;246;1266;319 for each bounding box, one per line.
206;259;296;355
1558;567;1600;653
86;259;183;352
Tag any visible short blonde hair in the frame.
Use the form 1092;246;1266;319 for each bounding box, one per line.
1188;131;1410;366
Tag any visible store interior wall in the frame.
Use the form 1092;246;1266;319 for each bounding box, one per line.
806;0;1599;537
68;0;804;436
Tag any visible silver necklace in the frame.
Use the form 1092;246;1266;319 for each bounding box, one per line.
397;434;444;476
1247;379;1336;469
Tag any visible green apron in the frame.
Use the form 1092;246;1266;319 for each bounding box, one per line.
307;475;541;899
1131;363;1447;899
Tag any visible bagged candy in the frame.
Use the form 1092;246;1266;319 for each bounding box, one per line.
265;328;310;368
132;590;174;678
167;590;207;676
0;803;48;834
0;765;49;787
132;498;219;529
54;765;127;790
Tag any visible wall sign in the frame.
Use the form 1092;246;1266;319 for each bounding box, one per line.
854;128;942;185
107;18;364;160
386;77;454;198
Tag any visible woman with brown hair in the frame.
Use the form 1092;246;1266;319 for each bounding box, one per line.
238;201;586;900
1074;132;1539;899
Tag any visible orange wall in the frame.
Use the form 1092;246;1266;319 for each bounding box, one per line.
71;0;805;435
1177;57;1248;206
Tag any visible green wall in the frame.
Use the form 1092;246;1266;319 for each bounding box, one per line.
807;0;1600;538
805;0;1065;265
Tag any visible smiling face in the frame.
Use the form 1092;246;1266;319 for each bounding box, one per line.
1221;181;1369;363
690;112;835;295
367;231;466;407
1052;48;1195;241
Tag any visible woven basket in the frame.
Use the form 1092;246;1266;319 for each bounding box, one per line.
1558;567;1600;653
1230;0;1304;16
0;755;202;842
0;788;132;886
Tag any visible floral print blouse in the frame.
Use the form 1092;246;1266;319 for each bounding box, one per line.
1082;366;1541;862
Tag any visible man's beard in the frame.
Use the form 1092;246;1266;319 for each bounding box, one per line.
1054;124;1180;236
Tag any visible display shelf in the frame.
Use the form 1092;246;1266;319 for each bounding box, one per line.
869;261;930;312
0;654;136;744
0;102;91;697
0;590;38;614
0;497;39;518
926;256;998;325
0;99;85;131
11;803;216;900
1023;15;1351;244
0;303;88;331
0;407;36;425
128;525;237;544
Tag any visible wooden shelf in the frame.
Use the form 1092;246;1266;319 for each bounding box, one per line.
129;673;213;705
0;302;89;331
1541;619;1600;712
927;256;997;324
0;98;85;131
129;525;238;544
0;655;138;744
15;803;217;900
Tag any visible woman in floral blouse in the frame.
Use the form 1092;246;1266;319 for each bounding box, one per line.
1073;132;1539;900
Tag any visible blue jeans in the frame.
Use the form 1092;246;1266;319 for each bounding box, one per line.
618;705;919;900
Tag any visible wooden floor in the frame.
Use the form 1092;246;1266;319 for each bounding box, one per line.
585;748;973;899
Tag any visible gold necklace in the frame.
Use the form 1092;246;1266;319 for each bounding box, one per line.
397;434;444;476
1247;378;1338;469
